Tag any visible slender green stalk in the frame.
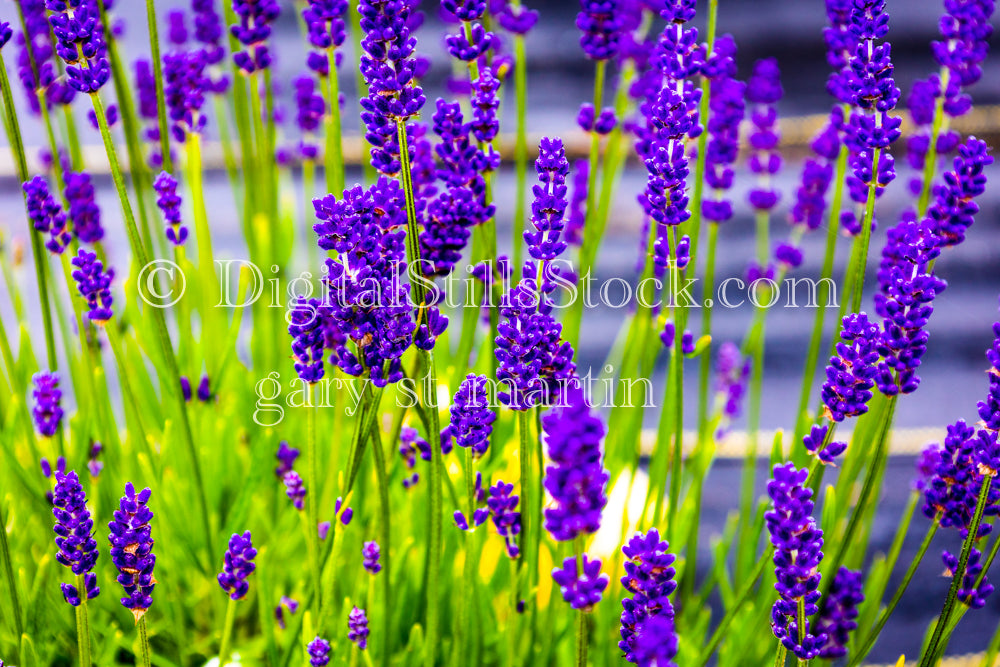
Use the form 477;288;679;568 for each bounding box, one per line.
138;616;153;667
575;538;589;667
146;0;174;174
916;68;950;216
323;48;346;196
694;549;771;667
218;598;237;667
510;29;529;277
75;573;92;667
0;496;24;653
849;148;881;314
307;385;322;618
517;409;532;644
774;644;787;667
919;473;995;666
369;423;392;667
796;597;808;667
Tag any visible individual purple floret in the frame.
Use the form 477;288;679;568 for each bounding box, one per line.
821;313;880;422
525;137;571;261
108;483;156;620
470;67;501;144
487;479;521;558
746;58;783;212
577;0;621;60
775;242;803;269
542;383;609;542
288;296;326;383
52;470;100;606
164;50;209;141
193;0;227;69
443;374;496;459
218;531;257;600
23;176;71;254
71;249;114;322
64;171;104;243
154;171;188;246
302;0;348;76
815;566;864;659
619;528;676;664
765;463;826;660
358;0;425;174
552;554;609;610
362;541;381;575
46;0;111;93
32;371;64;437
631;612;679;667
275;595;299;629
348;606;369;649
0;21;12;49
283;471;306;510
230;0;280;73
275;441;300;477
307;636;331;665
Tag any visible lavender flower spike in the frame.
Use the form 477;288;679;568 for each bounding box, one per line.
108;483;155;621
443;374;496;459
815;566;864;659
47;0;111;92
71;249;115;322
821;313;880;423
218;531;257;600
576;0;621;60
23;176;71;254
308;636;331;665
524;137;571;261
619;529;677;664
52;470;100;606
348;606;369;649
362;541;381;574
64;171;103;243
230;0;281;73
32;371;64;437
154;172;188;246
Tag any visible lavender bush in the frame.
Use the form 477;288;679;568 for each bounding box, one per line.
0;0;997;665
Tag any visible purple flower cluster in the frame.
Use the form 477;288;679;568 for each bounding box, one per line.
64;171;103;243
542;383;608;541
525;138;571;261
46;0;111;93
32;371;64;437
23;176;71;254
348;606;369;649
302;0;347;75
552;554;609;610
14;0;77;114
154;171;188;246
802;423;848;465
71;249;115;322
765;463;825;660
295;75;326;159
180;374;213;402
283;470;306;510
576;103;616;135
443;374;496;459
943;546;994;609
577;0;621;60
164;49;209;141
288;297;326;383
52;470;100;606
230;0;280;73
313;178;415;386
193;0;227;78
444;0;495;62
218;531;257;600
701;36;744;224
358;0;426;174
821;313;880;423
746;58;783;212
619;529;677;664
815;567;864;659
108;483;156;618
925;137;992;248
362;540;381;575
487;479;521;557
922;421;999;535
307;636;331;665
87;442;103;478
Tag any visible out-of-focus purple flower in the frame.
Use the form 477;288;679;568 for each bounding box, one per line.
307;636;331;665
23;176;71;254
487;479;521;557
619;528;676;664
471;67;501;143
821;313;880;422
276;441;300;478
362;540;381;574
274;595;299;629
164;49;209;142
64;171;104;243
154;171;188;246
193;0;227;70
497;2;538;34
15;0;77;114
32;371;63;437
542;383;609;541
766;463;826;659
577;0;621;60
71;249;115;322
746;58;783;212
283;470;306;510
348;606;369;649
87;442;103;478
218;531;257;600
790;159;833;232
552;554;609;610
815;566;864;659
0;21;12;49
702;42;745;224
302;0;348;76
294;75;326;160
87;104;119;131
47;0;111;93
52;470;100;606
109;483;156;619
230;0;280;73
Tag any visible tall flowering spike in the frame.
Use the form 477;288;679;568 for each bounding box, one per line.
821;313;880;423
283;470;306;510
46;0;111;93
921;420;999;536
164;50;209;142
15;0;77;114
348;606;369;649
487;479;521;557
108;483;156;620
23;176;71;254
230;0;280;73
295;75;326;160
362;540;381;574
71;249;115;322
701;36;745;224
217;531;257;600
358;0;426;174
154;172;188;246
470;67;501;144
524;137;571;261
444;374;496;459
275;441;300;477
566;159;589;245
619;529;677;664
288;297;327;383
925;137;993;247
193;0;228;71
576;0;621;60
766;463;826;660
552;554;609;610
815;567;865;659
307;636;331;665
52;470;100;606
542;383;609;541
0;22;12;50
303;0;348;75
32;371;64;437
932;0;995;114
789;159;833;232
745;58;783;212
714;341;751;435
64;172;103;243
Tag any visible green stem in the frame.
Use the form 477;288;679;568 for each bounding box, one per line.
517;409;532;644
307;385;322;619
919;474;995;667
695;549;771;667
369;422;392;667
75;573;92;667
138;616;153;667
218;598;237;667
323;49;345;196
850;147;881;314
0;496;24;653
146;0;173;174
